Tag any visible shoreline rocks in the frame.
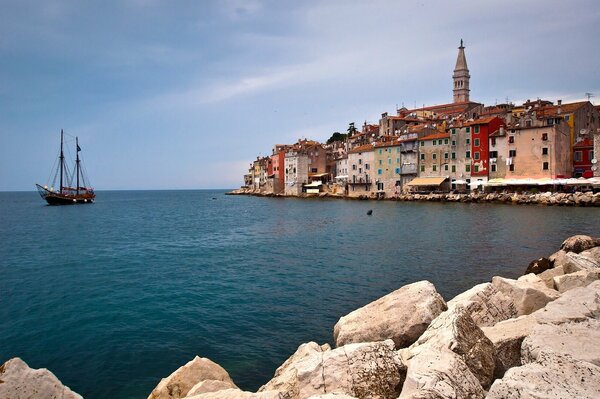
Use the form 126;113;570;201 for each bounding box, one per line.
227;188;600;207
3;234;600;399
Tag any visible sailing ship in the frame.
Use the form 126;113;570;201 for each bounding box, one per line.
36;130;95;205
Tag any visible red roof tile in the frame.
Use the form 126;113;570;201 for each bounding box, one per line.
419;132;450;141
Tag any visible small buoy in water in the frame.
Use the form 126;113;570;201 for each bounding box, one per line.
367;209;373;215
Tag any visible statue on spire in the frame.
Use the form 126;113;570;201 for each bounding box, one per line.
460;39;463;48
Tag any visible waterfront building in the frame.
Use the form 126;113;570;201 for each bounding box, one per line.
504;117;571;179
573;138;595;178
465;116;505;188
373;138;402;197
271;144;290;194
415;132;451;191
284;150;308;196
347;143;374;196
488;128;509;180
398;131;419;189
446;123;472;189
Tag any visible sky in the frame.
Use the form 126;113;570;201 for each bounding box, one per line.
1;0;599;191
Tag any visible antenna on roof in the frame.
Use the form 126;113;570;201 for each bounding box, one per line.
585;92;594;102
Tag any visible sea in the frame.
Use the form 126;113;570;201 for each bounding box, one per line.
1;189;599;399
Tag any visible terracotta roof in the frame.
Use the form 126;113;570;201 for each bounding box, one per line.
374;139;401;148
405;101;481;113
464;117;501;126
534;101;589;118
419;132;450;141
574;138;594;148
348;143;374;154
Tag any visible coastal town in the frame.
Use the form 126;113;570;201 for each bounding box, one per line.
237;42;600;198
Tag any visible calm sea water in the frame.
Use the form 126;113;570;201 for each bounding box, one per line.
1;190;599;398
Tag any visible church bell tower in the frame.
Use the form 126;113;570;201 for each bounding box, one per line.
453;39;470;103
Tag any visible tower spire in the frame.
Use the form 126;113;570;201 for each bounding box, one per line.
453;39;470;103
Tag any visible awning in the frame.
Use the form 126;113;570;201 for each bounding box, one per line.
304;181;323;187
334;175;349;179
452;179;467;184
309;173;329;178
406;177;447;186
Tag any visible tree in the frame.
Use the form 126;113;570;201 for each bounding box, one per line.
347;122;358;136
326;132;348;144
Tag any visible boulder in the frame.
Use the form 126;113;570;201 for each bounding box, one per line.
187;379;238;396
524;257;551;274
549;249;568;268
148;356;235;399
581;246;600;262
0;357;83;399
445;282;517;327
536;264;564;289
259;342;330;397
260;340;404;399
533;280;600;324
486;351;600;399
480;315;537;378
186;389;283;399
562;251;600;273
333;281;446;348
559;234;600;253
553;269;600;293
491;276;560;316
307;395;358;399
407;306;495;389
399;348;485;399
521;319;600;367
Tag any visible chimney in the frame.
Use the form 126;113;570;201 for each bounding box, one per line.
557;99;562;106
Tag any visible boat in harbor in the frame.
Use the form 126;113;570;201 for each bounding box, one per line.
36;130;95;205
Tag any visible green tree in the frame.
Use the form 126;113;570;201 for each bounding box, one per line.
347;122;358;136
326;132;348;144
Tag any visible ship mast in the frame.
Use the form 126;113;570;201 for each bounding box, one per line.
59;129;64;193
76;136;80;195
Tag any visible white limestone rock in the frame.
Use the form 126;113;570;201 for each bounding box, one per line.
536;264;564;289
186;389;283;399
559;234;600;253
333;281;447;348
553;269;600;293
186;379;238;396
399;348;485;399
446;282;517;327
260;340;404;399
521;319;600;367
486;351;600;399
490;276;560;316
407;305;495;389
480;314;537;378
307;395;357;399
148;356;235;399
0;357;83;399
562;251;600;273
532;280;600;324
258;342;330;397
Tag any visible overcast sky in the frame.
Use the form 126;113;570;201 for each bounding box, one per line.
1;0;599;191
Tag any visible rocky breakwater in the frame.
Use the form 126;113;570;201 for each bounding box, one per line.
395;190;600;206
2;235;600;399
228;188;600;206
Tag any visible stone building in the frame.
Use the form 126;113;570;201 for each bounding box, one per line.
284;150;308;196
414;132;451;191
504;119;571;179
488;127;509;180
347;144;374;197
373;139;402;197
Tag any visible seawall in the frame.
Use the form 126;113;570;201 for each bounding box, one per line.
227;188;600;206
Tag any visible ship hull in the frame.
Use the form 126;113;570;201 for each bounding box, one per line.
36;184;95;206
